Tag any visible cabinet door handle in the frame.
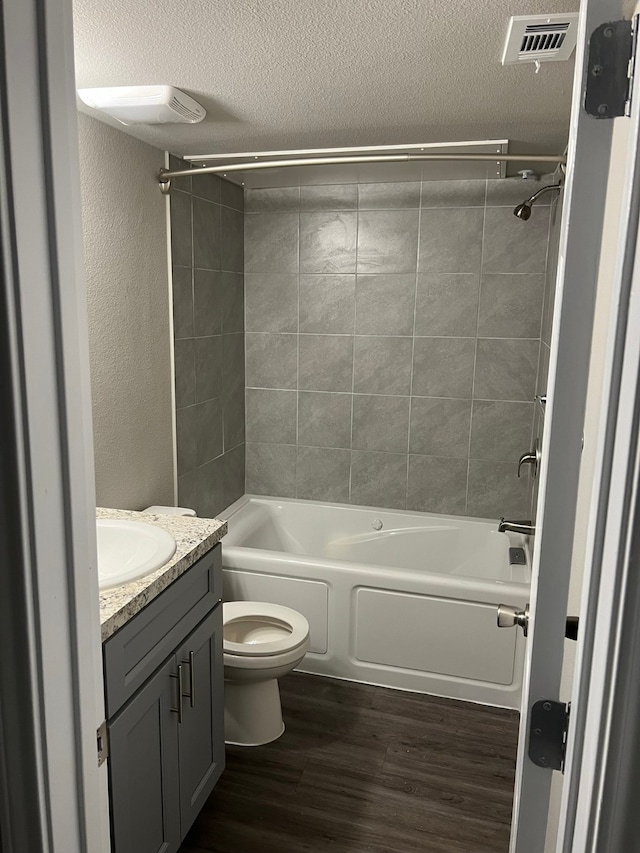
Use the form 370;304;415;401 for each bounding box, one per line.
170;664;184;723
182;651;195;708
188;651;195;707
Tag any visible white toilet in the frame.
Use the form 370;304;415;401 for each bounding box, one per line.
222;601;310;746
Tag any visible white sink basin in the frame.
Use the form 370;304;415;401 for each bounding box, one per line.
97;519;177;590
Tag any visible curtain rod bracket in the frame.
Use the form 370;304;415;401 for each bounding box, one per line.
158;169;171;194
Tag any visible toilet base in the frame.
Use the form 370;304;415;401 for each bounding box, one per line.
224;677;285;746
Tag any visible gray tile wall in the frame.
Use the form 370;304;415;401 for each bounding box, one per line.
169;155;245;517
244;177;554;519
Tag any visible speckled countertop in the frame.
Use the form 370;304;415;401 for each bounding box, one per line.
98;508;227;642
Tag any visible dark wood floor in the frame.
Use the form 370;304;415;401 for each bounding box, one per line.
180;673;519;853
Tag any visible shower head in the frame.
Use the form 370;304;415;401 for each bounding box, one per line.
513;202;532;220
513;183;562;219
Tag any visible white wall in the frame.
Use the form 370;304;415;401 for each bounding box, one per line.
78;112;174;509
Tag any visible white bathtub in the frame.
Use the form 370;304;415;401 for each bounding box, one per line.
221;495;531;709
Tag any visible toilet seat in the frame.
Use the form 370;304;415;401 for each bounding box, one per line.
223;601;309;657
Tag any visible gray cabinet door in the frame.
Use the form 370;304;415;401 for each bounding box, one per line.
108;658;180;853
175;606;225;835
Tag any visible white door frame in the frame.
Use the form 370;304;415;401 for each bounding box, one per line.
558;11;640;845
510;1;620;850
0;1;109;851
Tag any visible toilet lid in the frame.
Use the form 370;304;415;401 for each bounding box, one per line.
223;601;310;657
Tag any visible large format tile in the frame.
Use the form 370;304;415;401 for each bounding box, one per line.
418;208;484;274
223;384;245;450
300;211;357;273
245;389;297;444
191;172;221;204
195;398;223;465
221;178;244;211
297;392;352;448
300;184;357;210
193;196;221;271
352;395;410;453
299;335;354;392
350;451;408;509
486;176;555;207
474;339;539;401
406;455;468;515
176;405;197;476
296;447;351;502
221;271;244;334
193;269;222;337
420;180;486;208
197;455;225;518
470;400;534;463
220;205;244;272
414;273;479;337
194;335;222;402
174;338;195;407
177;469;198;513
409;398;472;458
412;337;476;398
170;190;192;267
358;182;420;209
172;266;193;340
223;443;245;507
353;336;413;396
245;333;298;389
245;273;298;332
245;187;300;212
355;274;417;336
245;212;299;273
357;210;419;274
222;332;245;397
299;274;356;334
477;274;545;338
466;459;530;519
245;443;297;497
482;207;549;274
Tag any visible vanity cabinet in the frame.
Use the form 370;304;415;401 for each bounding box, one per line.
103;544;225;853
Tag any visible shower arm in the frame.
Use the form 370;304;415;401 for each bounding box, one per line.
523;183;563;205
157;152;567;194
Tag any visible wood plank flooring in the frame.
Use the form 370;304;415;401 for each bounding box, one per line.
180;673;519;853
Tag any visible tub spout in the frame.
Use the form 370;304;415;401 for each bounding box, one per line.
498;518;535;536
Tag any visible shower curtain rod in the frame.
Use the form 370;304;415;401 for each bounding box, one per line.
157;152;566;193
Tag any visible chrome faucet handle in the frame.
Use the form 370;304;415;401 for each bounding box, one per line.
517;438;541;478
518;452;536;477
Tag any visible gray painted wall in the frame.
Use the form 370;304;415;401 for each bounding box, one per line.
169;157;245;517
243;178;554;518
78;113;174;510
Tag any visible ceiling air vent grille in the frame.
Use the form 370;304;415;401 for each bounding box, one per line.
502;14;579;65
169;96;202;122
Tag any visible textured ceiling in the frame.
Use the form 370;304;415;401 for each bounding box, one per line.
72;0;580;158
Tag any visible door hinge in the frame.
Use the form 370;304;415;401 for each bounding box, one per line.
97;721;109;767
528;700;570;772
585;17;637;118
